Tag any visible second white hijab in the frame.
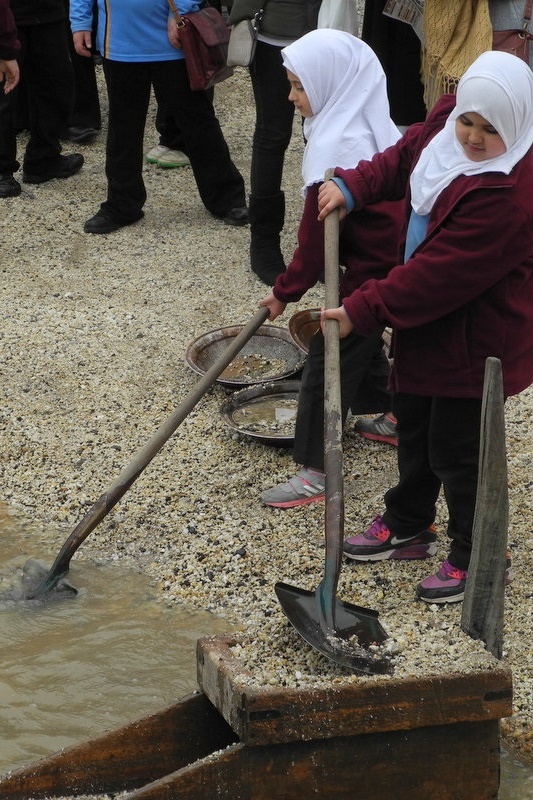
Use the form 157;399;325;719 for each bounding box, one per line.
281;29;401;192
410;50;533;215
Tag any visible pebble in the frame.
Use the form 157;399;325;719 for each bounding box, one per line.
2;62;533;800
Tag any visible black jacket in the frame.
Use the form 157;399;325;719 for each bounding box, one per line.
228;0;322;41
9;0;67;26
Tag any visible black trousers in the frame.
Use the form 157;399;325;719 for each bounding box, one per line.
101;58;245;221
293;328;391;472
383;394;483;570
0;19;74;175
249;40;296;197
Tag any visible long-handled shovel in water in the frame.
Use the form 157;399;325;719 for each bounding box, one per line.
20;307;270;601
275;197;392;675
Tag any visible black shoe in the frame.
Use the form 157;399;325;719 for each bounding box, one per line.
0;175;21;198
61;126;99;144
23;154;84;184
84;209;144;235
223;206;249;226
250;239;286;286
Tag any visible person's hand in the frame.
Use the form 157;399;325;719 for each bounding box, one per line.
73;31;92;57
321;305;353;338
259;292;286;321
0;59;19;93
167;14;182;49
317;180;346;221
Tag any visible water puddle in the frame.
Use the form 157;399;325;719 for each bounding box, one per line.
0;506;231;775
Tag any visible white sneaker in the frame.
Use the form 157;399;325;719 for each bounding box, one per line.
157;148;190;169
145;144;169;164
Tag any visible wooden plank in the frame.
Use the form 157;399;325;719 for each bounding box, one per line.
0;692;238;799
461;357;509;657
197;635;513;746
121;719;501;800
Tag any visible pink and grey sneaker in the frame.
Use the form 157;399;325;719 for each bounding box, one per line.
417;555;513;604
261;467;325;508
343;515;438;561
416;559;468;604
353;413;398;446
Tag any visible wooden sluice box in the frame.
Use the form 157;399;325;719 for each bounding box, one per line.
0;634;512;800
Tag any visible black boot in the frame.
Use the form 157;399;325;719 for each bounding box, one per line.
249;192;286;286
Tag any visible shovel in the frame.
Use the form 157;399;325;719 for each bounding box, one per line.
275;198;392;675
21;307;270;601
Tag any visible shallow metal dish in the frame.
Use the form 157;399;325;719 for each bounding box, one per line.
288;309;321;354
185;324;306;387
220;381;300;444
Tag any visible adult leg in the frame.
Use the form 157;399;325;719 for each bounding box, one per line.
152;59;245;218
99;59;151;222
22;20;75;173
248;41;296;283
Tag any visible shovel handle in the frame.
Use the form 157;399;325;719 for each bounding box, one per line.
318;169;344;630
28;306;270;597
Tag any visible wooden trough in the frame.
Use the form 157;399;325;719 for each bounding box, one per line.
0;634;513;800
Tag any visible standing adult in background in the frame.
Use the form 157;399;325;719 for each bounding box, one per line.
361;0;426;130
0;0;20;97
71;0;248;234
62;0;101;144
228;0;322;286
0;0;83;199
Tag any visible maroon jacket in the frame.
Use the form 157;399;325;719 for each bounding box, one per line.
0;0;20;60
337;95;533;399
273;182;402;304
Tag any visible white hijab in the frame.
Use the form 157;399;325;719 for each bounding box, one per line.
410;50;533;215
281;29;401;193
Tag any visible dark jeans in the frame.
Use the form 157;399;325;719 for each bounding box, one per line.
101;58;245;221
249;40;296;197
383;394;483;570
0;19;74;175
293;328;391;471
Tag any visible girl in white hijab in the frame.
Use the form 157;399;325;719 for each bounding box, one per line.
281;28;401;192
258;29;403;510
410;49;533;215
317;50;533;603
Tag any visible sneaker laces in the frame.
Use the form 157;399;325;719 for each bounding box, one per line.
364;516;390;543
439;559;468;580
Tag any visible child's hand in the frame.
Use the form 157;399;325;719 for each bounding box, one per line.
259;293;286;321
317;180;346;221
321;305;353;338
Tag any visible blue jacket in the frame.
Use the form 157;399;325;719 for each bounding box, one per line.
70;0;200;62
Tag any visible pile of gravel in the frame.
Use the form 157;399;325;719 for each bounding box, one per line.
2;65;532;796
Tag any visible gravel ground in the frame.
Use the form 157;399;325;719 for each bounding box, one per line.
1;64;533;795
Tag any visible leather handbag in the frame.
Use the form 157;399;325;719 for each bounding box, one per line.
492;0;533;63
227;1;270;68
167;0;234;91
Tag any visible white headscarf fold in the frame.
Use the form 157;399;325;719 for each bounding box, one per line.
410;50;533;215
281;29;401;193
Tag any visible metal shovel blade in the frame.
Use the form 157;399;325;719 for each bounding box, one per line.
274;581;392;674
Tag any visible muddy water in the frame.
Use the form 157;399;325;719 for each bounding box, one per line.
0;507;231;775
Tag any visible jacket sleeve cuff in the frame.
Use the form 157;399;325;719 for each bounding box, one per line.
331;177;355;214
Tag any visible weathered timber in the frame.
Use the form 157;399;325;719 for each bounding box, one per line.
461;357;509;657
0;691;237;799
196;635;513;746
120;720;501;800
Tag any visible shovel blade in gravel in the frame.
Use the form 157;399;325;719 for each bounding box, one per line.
274;581;392;675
